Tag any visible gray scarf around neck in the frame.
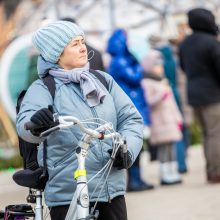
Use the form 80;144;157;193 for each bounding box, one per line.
49;63;106;107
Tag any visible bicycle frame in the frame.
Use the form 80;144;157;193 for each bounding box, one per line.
35;190;43;220
64;123;115;220
74;136;91;219
20;115;126;220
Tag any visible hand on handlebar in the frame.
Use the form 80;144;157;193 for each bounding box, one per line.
30;105;57;136
108;147;132;170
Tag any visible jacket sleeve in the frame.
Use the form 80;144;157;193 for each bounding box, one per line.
141;79;164;107
16;80;53;143
103;72;144;166
211;40;220;83
111;58;143;86
170;93;183;124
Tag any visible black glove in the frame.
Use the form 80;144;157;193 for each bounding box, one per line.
108;147;132;170
30;105;55;136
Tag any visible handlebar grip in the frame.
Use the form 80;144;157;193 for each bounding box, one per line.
24;121;39;130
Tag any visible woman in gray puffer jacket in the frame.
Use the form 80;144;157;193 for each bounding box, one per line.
16;21;143;220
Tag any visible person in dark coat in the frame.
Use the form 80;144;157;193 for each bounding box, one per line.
107;28;154;191
86;44;105;71
179;8;220;183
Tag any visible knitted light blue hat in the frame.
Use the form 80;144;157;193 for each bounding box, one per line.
32;21;85;63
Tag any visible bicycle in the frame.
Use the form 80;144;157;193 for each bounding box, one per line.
0;114;127;220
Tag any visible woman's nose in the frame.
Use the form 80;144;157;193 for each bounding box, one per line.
80;44;86;53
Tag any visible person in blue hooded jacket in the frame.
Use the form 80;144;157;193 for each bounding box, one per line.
16;21;144;220
107;28;154;191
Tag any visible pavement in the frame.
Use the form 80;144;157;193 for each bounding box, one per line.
0;146;220;220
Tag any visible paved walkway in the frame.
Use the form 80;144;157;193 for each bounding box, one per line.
127;146;220;220
0;146;219;220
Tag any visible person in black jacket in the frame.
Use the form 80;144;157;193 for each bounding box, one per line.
179;8;220;183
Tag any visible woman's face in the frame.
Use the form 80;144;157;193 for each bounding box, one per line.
58;36;88;70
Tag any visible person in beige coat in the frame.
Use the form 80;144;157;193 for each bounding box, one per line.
141;49;182;185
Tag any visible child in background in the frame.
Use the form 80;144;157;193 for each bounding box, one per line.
141;50;182;185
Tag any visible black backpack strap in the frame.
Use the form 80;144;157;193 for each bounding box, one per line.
42;74;56;100
41;75;55;180
16;90;27;114
89;69;109;91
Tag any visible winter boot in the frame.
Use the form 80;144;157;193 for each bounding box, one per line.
160;161;182;185
170;161;183;183
127;166;154;192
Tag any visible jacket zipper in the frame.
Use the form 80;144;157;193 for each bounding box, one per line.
91;107;111;202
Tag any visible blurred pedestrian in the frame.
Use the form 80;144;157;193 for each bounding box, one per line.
159;44;188;173
141;50;182;185
107;28;154;191
179;8;220;183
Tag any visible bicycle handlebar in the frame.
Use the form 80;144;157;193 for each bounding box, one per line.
24;115;120;140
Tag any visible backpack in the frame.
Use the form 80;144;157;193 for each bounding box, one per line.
15;69;108;189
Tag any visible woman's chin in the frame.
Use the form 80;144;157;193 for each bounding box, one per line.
79;61;88;67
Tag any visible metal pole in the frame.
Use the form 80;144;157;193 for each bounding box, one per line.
52;0;60;19
35;190;43;220
108;0;116;32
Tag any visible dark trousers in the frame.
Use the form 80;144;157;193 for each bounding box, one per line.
195;104;220;177
50;195;127;220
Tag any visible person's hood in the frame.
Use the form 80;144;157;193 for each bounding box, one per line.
37;55;59;78
107;29;130;56
188;8;219;35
